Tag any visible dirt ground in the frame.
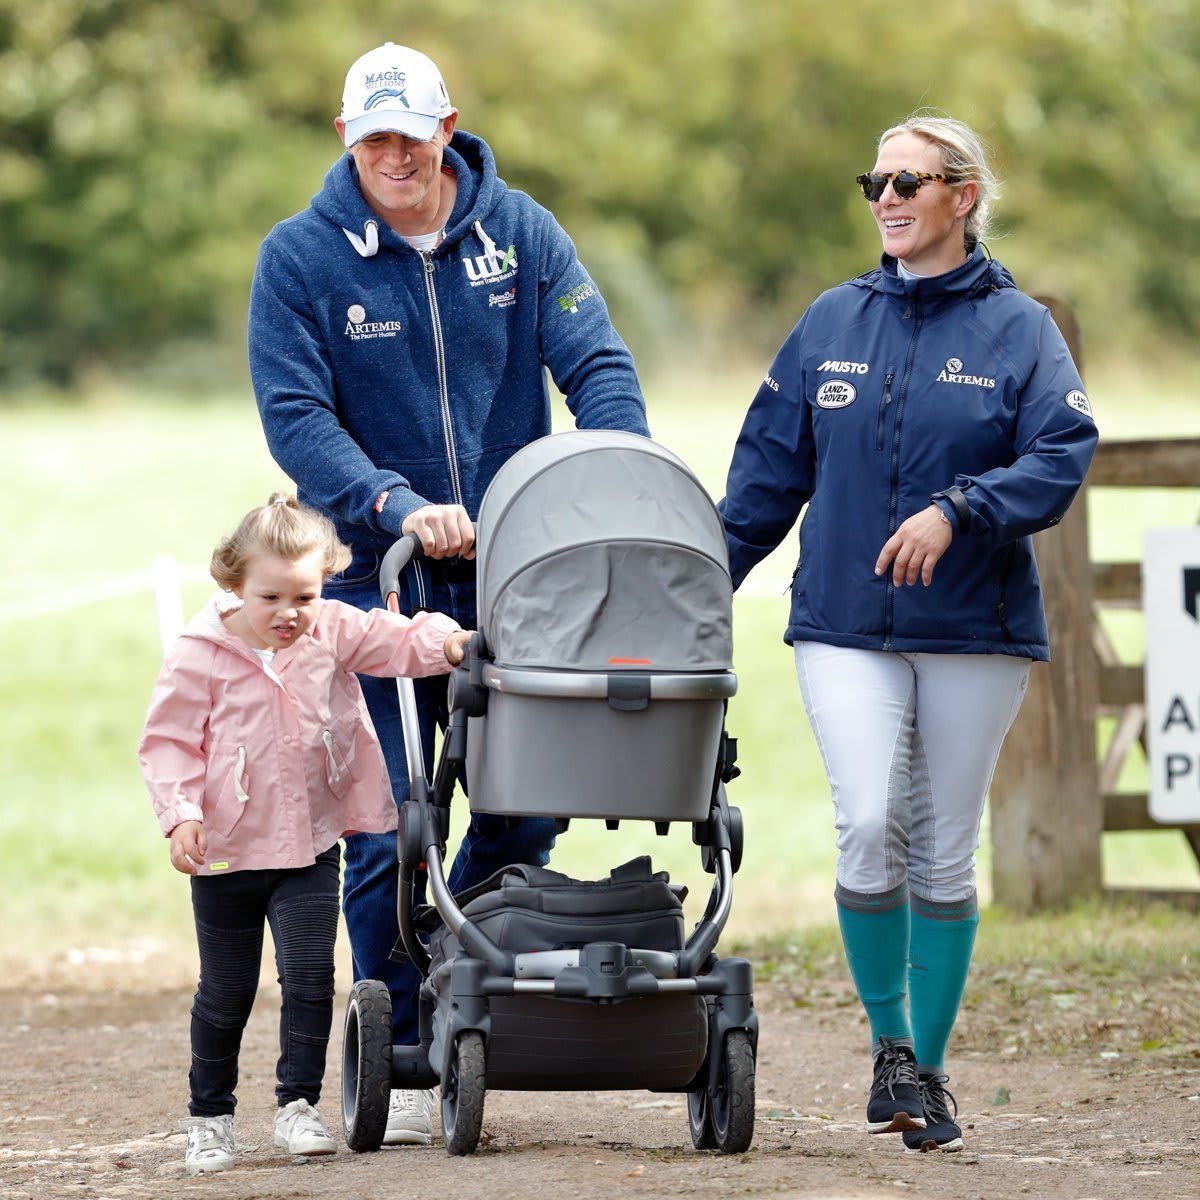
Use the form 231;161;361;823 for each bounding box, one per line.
1;959;1197;1200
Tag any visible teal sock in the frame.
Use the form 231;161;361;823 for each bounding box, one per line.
908;892;979;1073
835;883;912;1045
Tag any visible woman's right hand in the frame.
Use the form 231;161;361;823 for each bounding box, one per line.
169;820;207;875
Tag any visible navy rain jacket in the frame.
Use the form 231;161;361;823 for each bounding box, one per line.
249;130;648;560
720;248;1098;661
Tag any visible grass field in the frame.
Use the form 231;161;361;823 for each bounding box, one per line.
2;361;1199;976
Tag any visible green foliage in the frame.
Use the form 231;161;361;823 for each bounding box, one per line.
2;1;1199;380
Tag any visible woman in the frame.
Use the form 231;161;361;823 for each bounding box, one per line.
720;115;1097;1153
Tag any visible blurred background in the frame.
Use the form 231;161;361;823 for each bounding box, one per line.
3;0;1199;984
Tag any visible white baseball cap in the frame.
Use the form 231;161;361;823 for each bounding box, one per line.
339;43;454;147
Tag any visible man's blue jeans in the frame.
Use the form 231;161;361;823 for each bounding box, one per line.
326;555;558;1044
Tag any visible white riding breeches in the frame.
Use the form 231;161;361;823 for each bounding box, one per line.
794;641;1031;905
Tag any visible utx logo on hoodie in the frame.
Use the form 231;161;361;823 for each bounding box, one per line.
462;245;518;286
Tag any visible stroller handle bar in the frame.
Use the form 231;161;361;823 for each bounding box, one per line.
482;664;736;700
379;531;425;606
379;526;479;606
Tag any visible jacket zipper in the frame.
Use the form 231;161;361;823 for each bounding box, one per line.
875;370;895;452
784;562;800;596
420;252;464;507
882;305;922;651
997;543;1016;642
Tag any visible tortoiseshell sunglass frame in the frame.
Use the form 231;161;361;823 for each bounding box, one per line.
855;170;952;201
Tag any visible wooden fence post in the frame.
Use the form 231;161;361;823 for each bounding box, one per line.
989;297;1103;909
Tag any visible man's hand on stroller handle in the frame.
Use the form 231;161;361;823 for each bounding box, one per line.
169;821;207;875
402;504;476;560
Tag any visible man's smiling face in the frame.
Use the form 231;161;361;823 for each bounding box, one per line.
338;113;457;232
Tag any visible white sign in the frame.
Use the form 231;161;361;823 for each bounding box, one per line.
1143;527;1200;822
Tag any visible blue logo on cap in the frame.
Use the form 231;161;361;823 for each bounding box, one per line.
365;87;410;110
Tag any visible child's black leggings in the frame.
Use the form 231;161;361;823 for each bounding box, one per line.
188;845;340;1117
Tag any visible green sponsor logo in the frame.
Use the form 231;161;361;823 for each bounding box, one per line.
557;281;596;314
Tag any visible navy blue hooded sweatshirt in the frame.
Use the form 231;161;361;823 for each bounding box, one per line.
720;248;1098;661
249;131;648;558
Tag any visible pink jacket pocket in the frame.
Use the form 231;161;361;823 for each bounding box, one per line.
204;744;251;837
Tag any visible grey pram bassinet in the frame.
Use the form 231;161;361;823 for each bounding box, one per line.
341;432;757;1157
469;431;735;820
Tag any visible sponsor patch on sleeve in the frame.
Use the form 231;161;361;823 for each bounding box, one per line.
556;280;597;314
1065;390;1093;418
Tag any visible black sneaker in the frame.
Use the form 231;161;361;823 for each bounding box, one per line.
902;1072;964;1153
866;1037;925;1134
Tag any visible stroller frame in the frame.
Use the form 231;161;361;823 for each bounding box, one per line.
342;533;758;1155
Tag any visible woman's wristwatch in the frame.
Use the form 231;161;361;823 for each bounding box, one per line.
930;486;971;533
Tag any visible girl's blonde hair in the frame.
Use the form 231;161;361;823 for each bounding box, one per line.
210;493;352;590
878;113;1001;249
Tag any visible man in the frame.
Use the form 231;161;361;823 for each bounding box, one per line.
248;43;649;1145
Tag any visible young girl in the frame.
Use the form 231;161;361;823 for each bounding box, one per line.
138;494;470;1175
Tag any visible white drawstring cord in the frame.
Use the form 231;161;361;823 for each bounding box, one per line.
234;746;249;804
322;730;342;784
343;220;380;257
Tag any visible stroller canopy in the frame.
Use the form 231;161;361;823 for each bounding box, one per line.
475;432;733;672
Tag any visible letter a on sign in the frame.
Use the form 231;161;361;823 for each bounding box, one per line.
1144;529;1200;821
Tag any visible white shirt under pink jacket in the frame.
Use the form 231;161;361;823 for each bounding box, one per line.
138;593;460;873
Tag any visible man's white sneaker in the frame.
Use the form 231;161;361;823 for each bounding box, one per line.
181;1114;236;1175
273;1099;337;1156
383;1088;434;1146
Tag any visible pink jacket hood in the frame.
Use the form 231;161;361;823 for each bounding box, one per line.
138;593;459;873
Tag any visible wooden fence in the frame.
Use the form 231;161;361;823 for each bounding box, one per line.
989;297;1200;911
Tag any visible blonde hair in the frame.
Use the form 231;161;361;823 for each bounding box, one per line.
878;113;1001;249
210;493;352;590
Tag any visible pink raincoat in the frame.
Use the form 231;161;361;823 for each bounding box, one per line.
138;593;460;873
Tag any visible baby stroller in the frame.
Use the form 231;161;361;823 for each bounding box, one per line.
341;431;757;1156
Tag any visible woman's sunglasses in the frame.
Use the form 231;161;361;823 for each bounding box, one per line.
856;170;950;201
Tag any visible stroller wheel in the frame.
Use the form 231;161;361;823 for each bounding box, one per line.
708;1030;756;1154
687;1086;717;1150
342;980;392;1152
442;1031;486;1155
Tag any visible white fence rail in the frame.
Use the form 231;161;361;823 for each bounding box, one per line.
0;557;791;656
0;557;211;654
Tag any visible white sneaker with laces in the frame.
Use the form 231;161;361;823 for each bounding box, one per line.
273;1098;337;1156
181;1114;236;1175
383;1088;434;1146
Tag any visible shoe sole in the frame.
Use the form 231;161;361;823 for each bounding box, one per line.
184;1158;235;1175
866;1113;927;1134
272;1134;336;1156
382;1130;433;1146
905;1137;965;1154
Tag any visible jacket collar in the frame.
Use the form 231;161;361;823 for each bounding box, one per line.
851;245;1016;303
181;593;316;672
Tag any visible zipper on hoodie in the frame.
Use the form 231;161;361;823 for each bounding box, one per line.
420;252;464;507
882;303;923;651
875;370;895;452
